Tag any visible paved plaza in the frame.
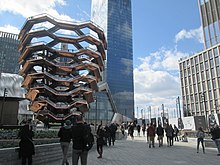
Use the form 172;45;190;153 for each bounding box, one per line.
47;132;219;165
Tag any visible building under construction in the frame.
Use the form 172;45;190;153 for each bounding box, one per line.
18;14;107;122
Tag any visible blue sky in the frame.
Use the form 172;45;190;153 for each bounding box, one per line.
0;0;204;118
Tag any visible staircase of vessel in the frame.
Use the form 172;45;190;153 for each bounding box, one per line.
18;14;107;122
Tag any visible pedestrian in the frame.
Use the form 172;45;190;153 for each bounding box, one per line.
128;122;135;140
156;124;164;147
109;123;117;145
196;127;205;153
18;120;35;165
96;125;105;158
146;123;149;143
71;115;91;165
173;124;179;141
137;124;141;136
210;124;220;156
142;123;146;136
165;124;174;146
120;123;125;136
58;120;72;165
104;124;111;146
147;123;156;148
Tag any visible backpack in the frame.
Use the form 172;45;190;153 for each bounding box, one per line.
84;126;94;151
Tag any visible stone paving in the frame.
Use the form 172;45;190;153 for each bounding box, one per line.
47;132;220;165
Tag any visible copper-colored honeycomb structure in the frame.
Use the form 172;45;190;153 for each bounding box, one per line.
18;14;107;122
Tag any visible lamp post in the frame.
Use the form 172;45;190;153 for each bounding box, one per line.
201;93;208;130
94;95;98;131
177;96;181;119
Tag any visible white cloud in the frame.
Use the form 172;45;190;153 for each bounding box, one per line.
134;47;189;116
0;0;74;21
0;24;20;34
175;26;204;44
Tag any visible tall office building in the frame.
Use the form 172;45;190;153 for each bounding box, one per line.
90;0;134;120
179;0;220;124
199;0;220;49
0;31;20;74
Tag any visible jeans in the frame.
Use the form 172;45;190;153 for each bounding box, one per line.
60;142;70;165
72;149;88;165
197;138;205;152
214;138;220;154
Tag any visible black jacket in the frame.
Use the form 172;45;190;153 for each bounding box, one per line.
58;126;72;142
72;123;87;150
18;125;35;157
211;127;220;140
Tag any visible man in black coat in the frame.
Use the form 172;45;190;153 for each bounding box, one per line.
109;123;117;146
211;125;220;156
71;115;90;165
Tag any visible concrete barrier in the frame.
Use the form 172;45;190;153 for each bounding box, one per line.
0;143;72;165
0;132;125;164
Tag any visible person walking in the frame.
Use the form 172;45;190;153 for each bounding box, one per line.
173;124;179;141
165;124;174;146
156;124;164;147
128;122;135;140
120;123;125;136
18;120;35;165
142;123;146;137
196;127;205;153
147;123;156;148
137;124;141;136
71;115;91;165
109;123;117;146
58;120;72;165
146;123;149;143
96;125;105;158
210;124;220;156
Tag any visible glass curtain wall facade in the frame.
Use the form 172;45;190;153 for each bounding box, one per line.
179;44;220;117
0;31;20;74
90;0;134;120
199;0;220;49
178;0;220;129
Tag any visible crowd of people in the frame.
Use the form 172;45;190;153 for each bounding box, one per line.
125;121;220;156
126;122;181;148
17;118;220;165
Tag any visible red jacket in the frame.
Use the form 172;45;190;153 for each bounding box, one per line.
147;125;155;137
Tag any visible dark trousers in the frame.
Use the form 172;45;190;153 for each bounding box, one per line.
21;155;32;165
109;134;115;146
197;138;205;152
167;136;173;146
97;144;103;157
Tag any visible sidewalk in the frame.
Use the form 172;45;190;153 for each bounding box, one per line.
47;133;219;165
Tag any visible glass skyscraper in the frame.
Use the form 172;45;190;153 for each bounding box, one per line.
90;0;134;120
0;31;20;74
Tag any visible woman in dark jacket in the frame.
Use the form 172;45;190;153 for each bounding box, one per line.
18;121;35;165
96;125;106;158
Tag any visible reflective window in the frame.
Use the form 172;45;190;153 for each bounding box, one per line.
214;47;218;57
209;90;212;100
206;70;210;80
208;50;213;59
200;63;204;71
213;79;216;89
207;80;211;90
215;56;219;66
